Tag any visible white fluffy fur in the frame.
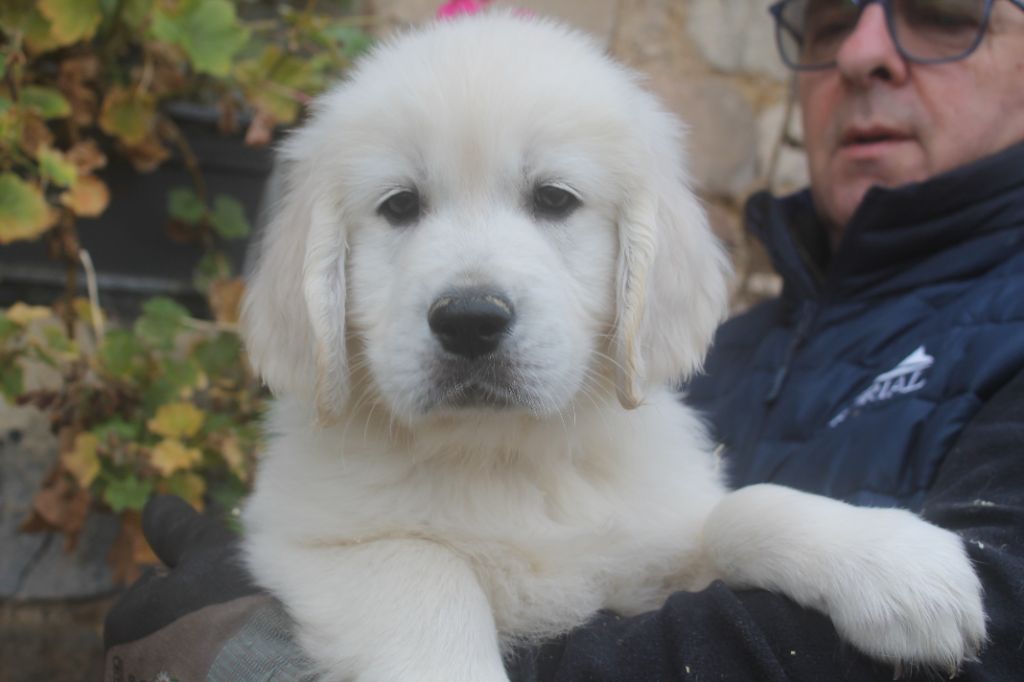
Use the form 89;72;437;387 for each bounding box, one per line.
241;13;985;681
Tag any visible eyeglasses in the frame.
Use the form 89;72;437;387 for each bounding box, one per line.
769;0;1024;70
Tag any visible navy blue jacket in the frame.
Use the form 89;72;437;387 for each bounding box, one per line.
512;143;1024;681
687;142;1024;510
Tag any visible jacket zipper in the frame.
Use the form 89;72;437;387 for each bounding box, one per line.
765;300;818;405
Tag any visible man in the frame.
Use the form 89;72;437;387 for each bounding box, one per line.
104;1;1024;679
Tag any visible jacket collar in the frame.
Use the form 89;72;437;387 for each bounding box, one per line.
745;142;1024;301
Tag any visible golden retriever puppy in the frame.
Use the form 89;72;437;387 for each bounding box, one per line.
241;12;985;681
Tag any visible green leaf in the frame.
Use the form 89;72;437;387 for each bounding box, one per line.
135;297;189;350
38;0;103;45
0;2;62;53
142;378;177;414
92;417;141;443
162;357;200;391
29;347;59;369
119;0;154;30
0;173;55;245
151;0;250;77
0;106;18;147
210;195;250;240
99;87;155;146
322;23;375;60
164;470;206;507
194;332;242;377
192;250;232;294
42;325;77;357
0;362;24;400
201;412;234;435
20;86;71;120
38;147;78;188
167;187;205;224
103;473;153;512
0;312;17;342
234;45;313;124
100;329;148;380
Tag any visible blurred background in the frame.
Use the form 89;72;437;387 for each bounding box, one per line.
0;1;803;679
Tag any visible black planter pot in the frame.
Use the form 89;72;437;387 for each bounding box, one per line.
0;103;275;318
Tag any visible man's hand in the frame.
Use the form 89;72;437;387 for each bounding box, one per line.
103;495;317;681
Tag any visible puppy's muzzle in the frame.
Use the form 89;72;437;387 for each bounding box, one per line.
429;288;515;359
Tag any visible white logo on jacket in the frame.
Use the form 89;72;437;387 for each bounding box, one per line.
830;346;935;428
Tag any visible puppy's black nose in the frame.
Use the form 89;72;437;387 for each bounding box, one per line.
429;290;514;359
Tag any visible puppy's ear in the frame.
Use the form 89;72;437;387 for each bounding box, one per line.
241;156;349;425
613;123;730;409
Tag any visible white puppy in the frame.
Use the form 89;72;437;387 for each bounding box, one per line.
241;13;985;682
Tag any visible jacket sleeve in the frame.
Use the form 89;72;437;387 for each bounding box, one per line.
508;367;1024;682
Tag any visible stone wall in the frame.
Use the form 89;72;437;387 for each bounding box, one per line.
371;0;811;308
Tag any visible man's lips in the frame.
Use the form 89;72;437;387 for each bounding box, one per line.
838;126;914;159
840;126;913;147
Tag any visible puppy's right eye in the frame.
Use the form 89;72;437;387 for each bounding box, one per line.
533;184;581;220
377;190;421;225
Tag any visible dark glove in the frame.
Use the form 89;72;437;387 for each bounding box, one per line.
103;495;318;681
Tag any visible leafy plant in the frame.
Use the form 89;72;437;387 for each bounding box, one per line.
0;0;372;301
6;297;264;581
0;0;372;580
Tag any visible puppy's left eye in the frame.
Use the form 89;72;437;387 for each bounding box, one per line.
378;189;422;226
533;185;580;220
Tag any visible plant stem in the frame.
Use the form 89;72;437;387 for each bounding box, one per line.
57;210;80;335
79;249;105;341
159;118;216;258
160;118;208;206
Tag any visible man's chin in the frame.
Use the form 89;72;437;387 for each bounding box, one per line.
813;179;875;237
819;158;928;232
833;140;928;186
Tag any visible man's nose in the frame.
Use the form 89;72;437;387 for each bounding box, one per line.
835;3;909;86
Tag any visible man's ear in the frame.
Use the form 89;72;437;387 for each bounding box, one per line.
241;155;349;425
613;119;730;409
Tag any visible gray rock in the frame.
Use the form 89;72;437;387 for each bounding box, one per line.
660;78;759;198
686;0;788;81
0;401;115;682
757;101;809;194
1;599;109;682
372;0;619;45
0;401;119;600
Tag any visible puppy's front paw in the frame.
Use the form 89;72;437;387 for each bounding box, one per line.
826;509;986;672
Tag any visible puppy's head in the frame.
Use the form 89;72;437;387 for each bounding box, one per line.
241;13;730;426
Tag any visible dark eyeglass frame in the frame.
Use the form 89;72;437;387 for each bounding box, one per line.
769;0;1024;71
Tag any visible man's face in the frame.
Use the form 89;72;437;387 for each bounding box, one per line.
799;1;1024;235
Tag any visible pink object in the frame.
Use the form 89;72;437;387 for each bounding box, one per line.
436;0;489;18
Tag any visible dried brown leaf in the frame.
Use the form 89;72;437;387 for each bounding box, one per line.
120;135;171;173
20;465;91;551
107;511;159;585
60;174;110;217
58;55;100;127
65;140;107;175
19;113;54;156
244;109;275;147
218;97;240;136
209;277;245;324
